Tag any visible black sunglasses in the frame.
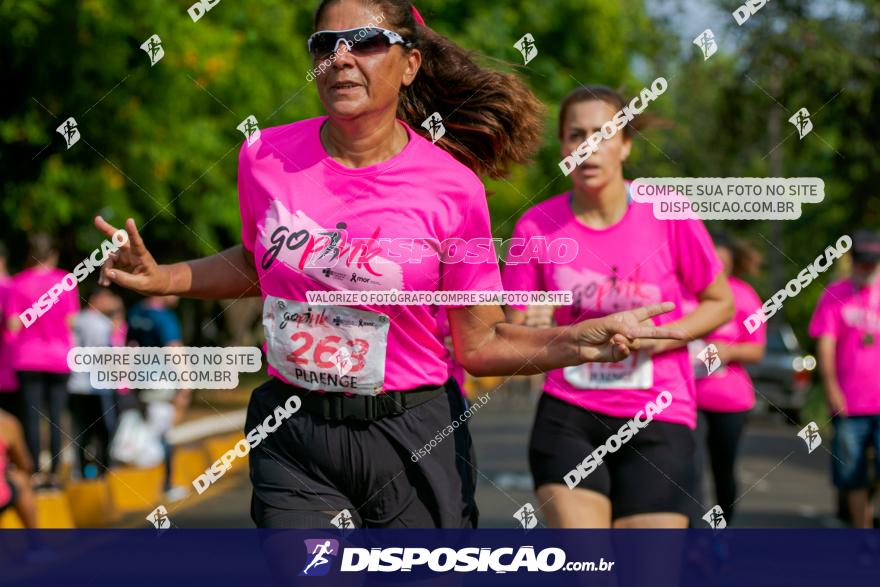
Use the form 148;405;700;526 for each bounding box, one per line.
308;27;414;60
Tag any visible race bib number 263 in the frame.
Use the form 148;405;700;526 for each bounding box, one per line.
262;296;389;396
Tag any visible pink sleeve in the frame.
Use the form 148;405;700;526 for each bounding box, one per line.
5;282;23;318
673;218;723;295
502;216;543;311
237;143;257;253
112;324;127;347
809;289;840;339
440;187;503;304
738;283;766;344
0;285;9;323
0;285;10;336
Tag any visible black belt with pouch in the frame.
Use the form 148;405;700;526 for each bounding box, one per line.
289;381;447;421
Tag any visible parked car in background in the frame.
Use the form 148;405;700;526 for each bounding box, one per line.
746;322;816;422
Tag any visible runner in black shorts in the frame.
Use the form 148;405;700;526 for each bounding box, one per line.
504;86;734;528
529;394;696;521
95;4;685;528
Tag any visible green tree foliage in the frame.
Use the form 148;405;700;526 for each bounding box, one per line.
662;0;879;343
1;0;322;264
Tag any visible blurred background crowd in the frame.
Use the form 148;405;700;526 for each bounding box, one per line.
0;235;195;527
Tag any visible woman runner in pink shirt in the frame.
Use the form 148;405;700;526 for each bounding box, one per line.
93;2;683;529
504;86;734;529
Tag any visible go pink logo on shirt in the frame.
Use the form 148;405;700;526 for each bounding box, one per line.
260;201;403;291
260;201;576;272
556;266;662;316
841;305;880;332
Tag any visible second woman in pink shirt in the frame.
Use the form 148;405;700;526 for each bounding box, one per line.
504;86;734;529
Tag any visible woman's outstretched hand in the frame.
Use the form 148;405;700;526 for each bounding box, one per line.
573;302;686;363
94;216;171;295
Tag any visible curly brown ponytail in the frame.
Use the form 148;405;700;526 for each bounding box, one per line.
314;0;545;179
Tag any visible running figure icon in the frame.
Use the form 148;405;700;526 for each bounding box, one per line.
317;222;348;262
56;117;81;149
302;540;336;576
514;503;538;529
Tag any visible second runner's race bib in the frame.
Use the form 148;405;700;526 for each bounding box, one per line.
563;351;654;390
263;296;389;396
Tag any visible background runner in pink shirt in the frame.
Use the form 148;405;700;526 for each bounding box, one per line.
685;233;766;526
692;275;766;411
0;243;18;418
504;85;734;530
810;279;880;416
6;266;78;374
809;230;880;528
4;235;78;483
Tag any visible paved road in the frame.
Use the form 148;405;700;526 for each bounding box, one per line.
170;386;841;528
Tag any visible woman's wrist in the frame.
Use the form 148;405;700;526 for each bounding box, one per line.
561;323;592;364
163;263;187;296
646;338;682;356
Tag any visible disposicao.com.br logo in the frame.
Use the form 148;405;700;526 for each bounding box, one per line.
301;539;340;577
299;540;614;575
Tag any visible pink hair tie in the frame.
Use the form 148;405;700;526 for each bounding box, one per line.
412;5;426;26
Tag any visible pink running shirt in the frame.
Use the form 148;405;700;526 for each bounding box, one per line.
809;278;880;416
0;438;9;507
694;276;766;413
238;117;502;392
5;267;79;373
436;307;466;391
0;276;17;390
502;192;722;429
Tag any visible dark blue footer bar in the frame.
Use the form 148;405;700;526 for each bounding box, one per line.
0;529;878;586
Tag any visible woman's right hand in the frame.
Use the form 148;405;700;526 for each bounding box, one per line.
573;302;686;363
95;216;172;295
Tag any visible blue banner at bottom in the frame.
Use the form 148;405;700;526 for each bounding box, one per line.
0;529;878;586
